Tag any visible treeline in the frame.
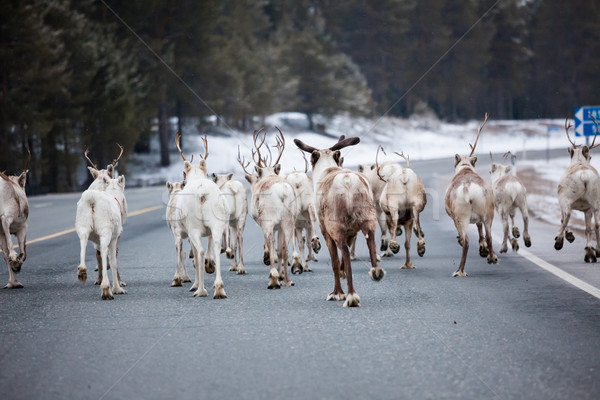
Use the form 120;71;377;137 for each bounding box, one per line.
1;0;599;192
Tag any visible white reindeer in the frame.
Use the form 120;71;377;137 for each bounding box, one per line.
357;161;402;257
295;135;385;307
554;118;600;263
0;148;30;289
489;152;531;253
285;153;321;273
83;145;126;287
211;172;248;275
377;147;427;269
76;175;128;300
445;113;498;277
242;128;299;289
165;180;193;286
174;134;229;298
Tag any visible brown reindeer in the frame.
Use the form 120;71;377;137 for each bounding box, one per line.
445;113;498;277
295;136;385;307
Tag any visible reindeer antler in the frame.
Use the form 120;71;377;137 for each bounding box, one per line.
237;145;251;174
300;150;309;173
84;147;98;169
375;145;388;182
394;151;409;168
469;113;489;157
564;117;578;149
112;143;124;167
272;127;286;166
200;135;209;160
589;115;600;150
252;127;267;167
175;131;187;161
24;146;31;173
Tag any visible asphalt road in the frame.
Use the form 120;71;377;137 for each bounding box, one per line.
1;151;599;400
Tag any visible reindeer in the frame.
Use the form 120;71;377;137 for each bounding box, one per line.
489;152;531;253
377;147;427;269
295;136;385;307
285;151;321;273
554;117;600;263
174;134;230;298
357;161;402;257
445;113;498;277
76;174;128;300
83;145;126;287
165;180;194;286
211;172;248;275
241;127;299;289
0;148;30;289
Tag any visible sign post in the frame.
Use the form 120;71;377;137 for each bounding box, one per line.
574;106;600;146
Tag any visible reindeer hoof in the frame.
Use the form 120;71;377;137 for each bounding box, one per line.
77;266;87;283
566;231;575;243
584;247;597;263
417;242;426;257
452;271;468;277
327;292;346;301
193;288;208;297
311;237;321;253
380;239;388;252
396;226;403;236
4;281;24;289
291;264;303;275
263;251;270;266
171;277;183;287
343;293;361;307
236;267;247;275
369;267;386;282
101;287;114;300
511;238;519;252
554;237;564;250
213;283;227;299
226;249;234;259
389;241;400;254
205;259;216;274
401;262;415;269
524;236;532;248
512;226;520;238
189;249;194;259
499;245;508;254
479;244;489;258
487;254;498;264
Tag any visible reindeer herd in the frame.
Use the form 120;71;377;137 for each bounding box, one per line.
2;114;600;306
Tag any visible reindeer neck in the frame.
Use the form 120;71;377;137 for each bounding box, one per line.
312;159;340;191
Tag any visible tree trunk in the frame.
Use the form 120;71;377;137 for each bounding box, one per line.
306;112;314;131
159;100;170;167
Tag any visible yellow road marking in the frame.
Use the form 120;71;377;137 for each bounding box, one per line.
1;205;164;251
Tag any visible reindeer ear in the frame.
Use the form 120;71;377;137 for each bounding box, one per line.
332;151;342;166
339;157;344;167
454;154;461;167
505;165;512;173
102;176;109;186
184;161;191;173
107;164;114;178
310;151;320;166
491;164;496;173
583;146;590;159
211;173;217;182
274;164;281;175
88;167;99;179
568;147;574;158
470;156;477;167
227;173;233;181
18;171;27;188
257;168;263;178
118;175;125;187
166;182;173;193
357;164;364;173
245;174;253;183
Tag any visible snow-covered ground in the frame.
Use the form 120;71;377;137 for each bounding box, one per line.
128;112;598;229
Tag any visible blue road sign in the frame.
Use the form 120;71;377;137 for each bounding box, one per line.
574;106;600;136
